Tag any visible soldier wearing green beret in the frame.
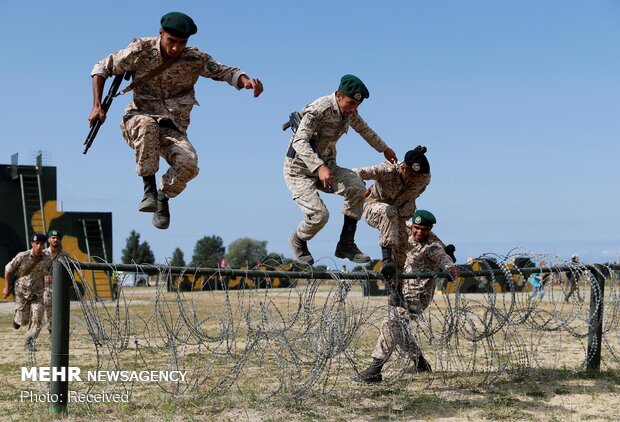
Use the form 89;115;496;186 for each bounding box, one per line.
43;230;70;333
284;74;398;265
356;210;459;384
89;12;264;230
3;233;52;350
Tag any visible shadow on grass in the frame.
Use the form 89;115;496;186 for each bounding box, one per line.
330;367;620;421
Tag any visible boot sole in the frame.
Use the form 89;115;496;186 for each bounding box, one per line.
139;203;157;213
353;374;382;384
152;216;170;230
335;251;371;264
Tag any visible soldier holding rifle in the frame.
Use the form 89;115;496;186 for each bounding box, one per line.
88;12;263;229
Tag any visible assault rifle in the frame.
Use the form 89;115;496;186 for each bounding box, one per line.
282;111;302;132
83;72;131;154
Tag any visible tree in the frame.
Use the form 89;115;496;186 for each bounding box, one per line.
171;247;186;267
225;237;268;268
121;230;155;264
192;235;225;267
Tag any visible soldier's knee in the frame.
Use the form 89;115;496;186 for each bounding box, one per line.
313;208;329;229
347;180;366;199
384;206;398;220
188;165;199;181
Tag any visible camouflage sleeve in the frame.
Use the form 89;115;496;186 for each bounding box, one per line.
291;104;324;173
5;252;25;274
352;161;391;181
349;112;387;153
427;242;455;271
91;38;146;78
200;52;246;89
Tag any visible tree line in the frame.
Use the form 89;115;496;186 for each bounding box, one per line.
121;230;292;269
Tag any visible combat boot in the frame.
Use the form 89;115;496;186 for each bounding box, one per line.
380;246;397;280
139;175;158;212
288;232;314;265
334;216;370;263
355;358;384;384
152;191;170;230
404;354;432;374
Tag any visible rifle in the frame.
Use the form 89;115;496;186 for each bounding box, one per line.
83;72;131;154
282;111;302;132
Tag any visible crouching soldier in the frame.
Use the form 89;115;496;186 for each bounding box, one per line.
354;145;432;278
356;210;459;383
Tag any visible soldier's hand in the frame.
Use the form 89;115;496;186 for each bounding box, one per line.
316;164;334;191
88;105;106;127
242;77;264;97
383;147;397;164
2;286;10;299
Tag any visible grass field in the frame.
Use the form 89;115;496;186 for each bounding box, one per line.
1;279;619;421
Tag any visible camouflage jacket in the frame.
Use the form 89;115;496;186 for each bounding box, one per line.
404;238;454;274
5;250;52;294
91;37;246;132
353;161;431;219
288;93;387;173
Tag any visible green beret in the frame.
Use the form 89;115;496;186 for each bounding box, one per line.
338;74;369;101
47;229;62;238
412;209;436;227
161;12;197;38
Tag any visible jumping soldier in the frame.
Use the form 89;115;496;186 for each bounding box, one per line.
89;12;263;229
284;74;397;265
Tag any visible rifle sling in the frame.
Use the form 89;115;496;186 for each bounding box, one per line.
118;55;180;96
11;255;45;290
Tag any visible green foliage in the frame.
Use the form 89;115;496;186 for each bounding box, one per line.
225;237;268;268
121;230;155;264
170;247;185;267
192;235;225;267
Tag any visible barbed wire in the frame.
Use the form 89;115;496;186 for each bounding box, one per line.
27;252;620;401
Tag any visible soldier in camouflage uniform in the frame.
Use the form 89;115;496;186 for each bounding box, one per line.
284;74;397;265
356;210;459;384
2;233;52;350
353;146;431;278
89;12;263;229
43;230;70;333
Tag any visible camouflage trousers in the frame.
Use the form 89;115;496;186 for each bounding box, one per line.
43;283;52;331
283;158;365;240
122;115;199;198
13;281;44;340
363;202;409;270
371;278;436;361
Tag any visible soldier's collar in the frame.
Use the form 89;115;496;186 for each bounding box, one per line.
329;93;343;118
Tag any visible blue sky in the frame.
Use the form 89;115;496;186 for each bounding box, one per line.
1;1;619;266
